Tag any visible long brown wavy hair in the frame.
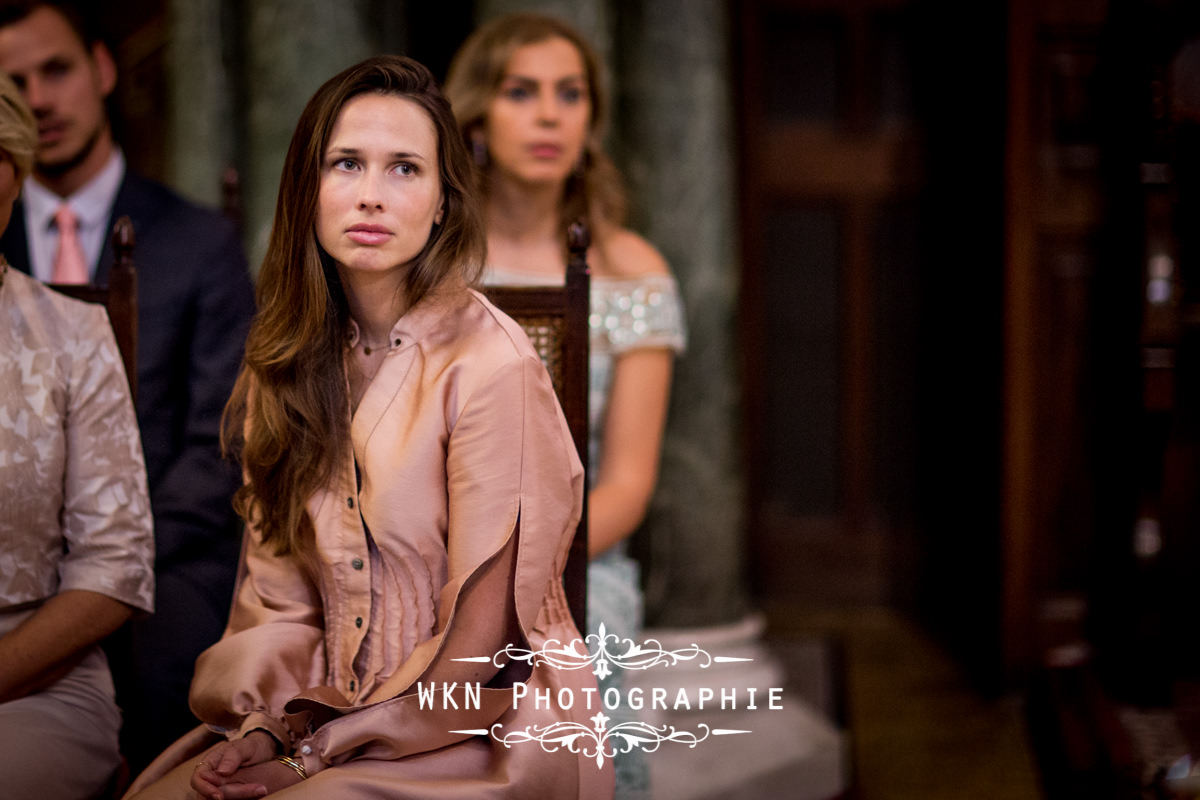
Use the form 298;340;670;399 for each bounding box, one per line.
223;55;485;557
444;12;627;242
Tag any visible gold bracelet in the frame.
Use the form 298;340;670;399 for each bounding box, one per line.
275;755;308;780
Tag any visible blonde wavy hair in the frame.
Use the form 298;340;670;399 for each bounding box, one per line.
0;70;36;181
445;12;627;242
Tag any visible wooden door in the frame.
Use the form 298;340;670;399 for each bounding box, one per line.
737;0;935;608
737;0;1023;683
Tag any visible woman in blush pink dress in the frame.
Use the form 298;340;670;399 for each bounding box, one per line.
126;55;612;800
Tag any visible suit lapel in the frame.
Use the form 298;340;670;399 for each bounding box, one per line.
95;172;159;286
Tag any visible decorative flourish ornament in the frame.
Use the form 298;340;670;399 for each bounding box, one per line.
464;622;748;679
494;715;750;768
452;713;749;769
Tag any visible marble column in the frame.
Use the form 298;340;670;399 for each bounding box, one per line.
165;0;234;208
614;0;748;627
611;12;835;796
238;0;374;270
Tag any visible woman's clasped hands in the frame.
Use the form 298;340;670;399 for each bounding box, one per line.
191;730;304;800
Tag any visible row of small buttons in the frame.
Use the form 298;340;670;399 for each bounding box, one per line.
345;493;369;698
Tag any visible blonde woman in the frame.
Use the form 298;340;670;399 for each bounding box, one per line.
0;69;154;800
447;14;687;799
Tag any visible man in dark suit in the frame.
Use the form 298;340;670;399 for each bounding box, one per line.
0;0;254;773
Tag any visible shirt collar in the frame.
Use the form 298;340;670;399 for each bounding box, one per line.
24;148;125;231
344;283;472;351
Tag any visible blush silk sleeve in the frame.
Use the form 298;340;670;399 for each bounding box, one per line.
285;354;583;775
442;354;580;636
188;515;328;748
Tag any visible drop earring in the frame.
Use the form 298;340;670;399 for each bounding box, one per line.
472;133;487;167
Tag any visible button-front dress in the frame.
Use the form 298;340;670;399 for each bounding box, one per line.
127;288;613;799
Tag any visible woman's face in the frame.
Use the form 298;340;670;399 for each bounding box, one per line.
0;153;19;235
483;37;591;188
316;93;444;280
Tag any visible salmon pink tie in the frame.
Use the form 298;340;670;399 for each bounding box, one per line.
52;204;88;284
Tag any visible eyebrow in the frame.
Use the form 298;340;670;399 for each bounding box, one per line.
325;146;430;162
39;55;73;70
501;74;586;86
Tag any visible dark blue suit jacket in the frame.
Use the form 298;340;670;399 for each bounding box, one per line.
0;170;255;767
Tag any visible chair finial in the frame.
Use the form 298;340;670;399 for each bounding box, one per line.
112;215;135;265
567;218;590;257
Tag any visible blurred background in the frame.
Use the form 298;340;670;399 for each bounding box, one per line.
87;0;1200;797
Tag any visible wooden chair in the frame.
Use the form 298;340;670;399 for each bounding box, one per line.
48;215;138;401
483;221;590;634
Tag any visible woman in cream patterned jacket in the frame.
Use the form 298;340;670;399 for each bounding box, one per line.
0;69;154;800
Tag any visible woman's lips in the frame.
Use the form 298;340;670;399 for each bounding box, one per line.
347;224;391;245
528;143;562;159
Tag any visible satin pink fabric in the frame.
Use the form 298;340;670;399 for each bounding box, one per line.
126;289;612;799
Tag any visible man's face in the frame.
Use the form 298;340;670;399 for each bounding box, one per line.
0;6;114;176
